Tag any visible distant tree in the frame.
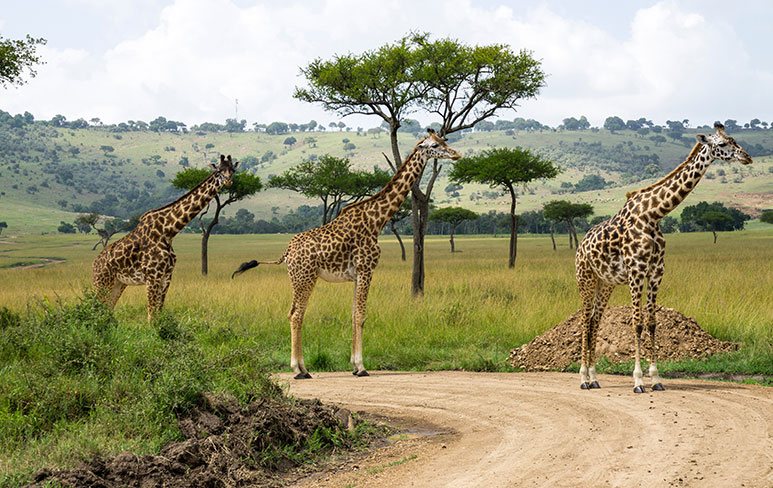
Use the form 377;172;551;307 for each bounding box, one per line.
749;118;761;129
265;121;289;135
93;218;126;250
680;201;749;233
603;116;625;133
573;174;608;192
0;34;46;87
698;211;734;243
224;118;246;132
543;200;594;249
283;136;297;146
337;121;346;131
429;207;478;252
760;211;773;225
74;213;99;234
172;168;263;275
269;155;391;225
100;145;115;153
723;119;740;131
450;147;559;267
659;215;678;234
649;134;667;146
57;221;76;234
57;199;68;209
0;221;6;235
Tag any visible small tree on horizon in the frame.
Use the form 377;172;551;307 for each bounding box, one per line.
698;211;735;244
542;200;594;249
450;147;559;267
429;207;478;252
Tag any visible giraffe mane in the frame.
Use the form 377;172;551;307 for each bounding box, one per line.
625;142;703;200
139;170;218;221
338;142;424;217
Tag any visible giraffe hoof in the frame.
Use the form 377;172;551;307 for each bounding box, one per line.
633;385;646;394
355;370;370;377
652;383;665;391
589;381;601;389
294;373;312;380
580;382;590;390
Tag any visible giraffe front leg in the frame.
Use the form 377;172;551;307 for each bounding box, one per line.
647;276;665;391
289;283;313;379
145;280;164;323
576;268;597;390
109;281;127;308
628;275;646;393
350;273;372;377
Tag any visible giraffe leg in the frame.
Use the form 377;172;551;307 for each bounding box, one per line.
587;283;615;389
145;280;164;323
576;265;597;390
350;272;373;377
289;280;315;379
628;274;646;393
647;274;665;390
109;281;127;308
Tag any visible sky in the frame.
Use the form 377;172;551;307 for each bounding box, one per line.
1;0;771;130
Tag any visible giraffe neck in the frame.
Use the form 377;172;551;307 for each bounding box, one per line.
151;173;225;237
359;148;429;231
635;143;713;221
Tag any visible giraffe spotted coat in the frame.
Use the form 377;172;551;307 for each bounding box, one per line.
93;155;238;322
233;130;461;378
575;123;752;392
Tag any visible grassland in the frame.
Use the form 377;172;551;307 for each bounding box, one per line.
1;230;771;370
1;230;771;483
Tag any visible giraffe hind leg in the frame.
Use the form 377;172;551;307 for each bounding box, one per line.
587;283;615;389
576;269;597;390
289;276;315;379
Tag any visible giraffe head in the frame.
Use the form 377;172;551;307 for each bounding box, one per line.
696;123;752;165
416;129;461;161
209;154;240;186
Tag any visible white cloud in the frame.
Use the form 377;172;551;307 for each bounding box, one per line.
0;0;768;128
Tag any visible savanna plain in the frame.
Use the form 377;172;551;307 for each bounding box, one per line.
1;230;772;486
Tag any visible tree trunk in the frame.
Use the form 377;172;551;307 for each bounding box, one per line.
713;230;717;244
200;200;222;276
391;221;406;261
508;186;518;268
411;192;428;297
567;220;577;249
201;231;210;275
550;224;556;251
450;224;456;253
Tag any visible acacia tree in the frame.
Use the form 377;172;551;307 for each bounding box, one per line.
429;207;478;253
761;211;773;225
295;32;545;294
172;168;262;275
542;200;594;249
75;213;126;250
404;34;546;290
0;34;46;87
269;155;391;225
451;147;559;267
698;211;734;243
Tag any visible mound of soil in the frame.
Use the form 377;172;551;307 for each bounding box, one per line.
509;306;738;371
29;393;358;488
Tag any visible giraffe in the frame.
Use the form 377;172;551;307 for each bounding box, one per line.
232;129;461;379
575;122;752;393
93;155;239;322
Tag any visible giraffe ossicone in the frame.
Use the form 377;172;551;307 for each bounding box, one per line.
575;123;752;393
93;154;239;322
233;129;461;378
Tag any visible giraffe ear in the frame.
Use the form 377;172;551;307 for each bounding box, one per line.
219;154;225;164
696;134;708;145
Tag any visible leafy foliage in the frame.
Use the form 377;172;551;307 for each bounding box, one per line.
0;34;46;87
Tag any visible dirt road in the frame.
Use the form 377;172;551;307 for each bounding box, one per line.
284;371;773;488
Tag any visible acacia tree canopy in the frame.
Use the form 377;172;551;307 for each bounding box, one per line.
0;34;46;87
450;147;559;267
268;155;391;224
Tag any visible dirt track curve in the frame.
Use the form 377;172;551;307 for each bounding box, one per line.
283;371;773;488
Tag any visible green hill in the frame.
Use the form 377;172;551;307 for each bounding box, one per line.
1;118;771;235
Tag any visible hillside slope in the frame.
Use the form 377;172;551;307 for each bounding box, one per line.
1;123;771;234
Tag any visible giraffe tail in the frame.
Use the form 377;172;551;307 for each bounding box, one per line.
231;251;287;279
